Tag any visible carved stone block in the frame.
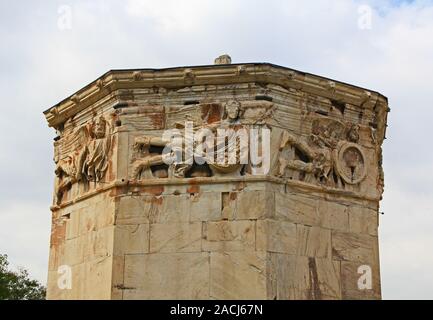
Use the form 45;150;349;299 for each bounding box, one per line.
341;260;381;299
123;253;209;299
210;251;267;299
267;254;341;300
149;222;202;253
203;220;255;251
332;231;378;263
114;224;149;255
296;225;331;258
256;219;297;254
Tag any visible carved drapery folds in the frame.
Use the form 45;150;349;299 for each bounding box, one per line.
54;115;113;204
277;117;367;189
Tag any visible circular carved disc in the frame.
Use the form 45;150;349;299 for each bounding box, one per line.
335;141;366;185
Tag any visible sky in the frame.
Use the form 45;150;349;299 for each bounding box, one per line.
0;0;432;299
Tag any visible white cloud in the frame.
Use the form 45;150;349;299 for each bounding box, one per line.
125;0;238;33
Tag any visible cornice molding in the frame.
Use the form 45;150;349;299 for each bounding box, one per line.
43;63;389;129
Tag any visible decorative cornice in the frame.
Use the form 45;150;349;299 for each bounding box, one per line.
43;63;389;129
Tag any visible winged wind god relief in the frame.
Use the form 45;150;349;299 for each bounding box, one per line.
129;100;273;181
53;115;114;205
276;117;366;190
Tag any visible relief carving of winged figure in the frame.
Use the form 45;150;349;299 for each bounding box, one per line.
54;116;113;204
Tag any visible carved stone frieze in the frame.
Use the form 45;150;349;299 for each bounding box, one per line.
53;115;113;204
276;116;367;190
127;99;275;181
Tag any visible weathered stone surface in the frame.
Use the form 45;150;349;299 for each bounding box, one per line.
203;220;255;251
48;243;65;271
115;195;158;225
123;253;209;299
332;231;378;263
78;206;97;236
69;263;86;300
83;226;114;260
64;236;84;266
95;199;115;229
236;191;273;220
150;222;202;253
82;256;113;299
268;254;340;300
341;261;381;299
348;206;378;236
221;192;236;220
314;258;341;299
256;219;297;254
65;211;80;240
156;194;190;223
219;191;272;220
210;251;267;299
111;255;125;300
46;270;66;300
275;194;351;232
190;192;222;221
275;193;320;225
317;200;349;231
114;224;149;255
296;225;331;258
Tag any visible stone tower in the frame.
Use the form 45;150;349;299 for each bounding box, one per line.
44;57;388;299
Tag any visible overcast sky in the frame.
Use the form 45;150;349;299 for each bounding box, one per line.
1;0;432;299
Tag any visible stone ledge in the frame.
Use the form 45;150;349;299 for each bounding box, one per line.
50;175;380;212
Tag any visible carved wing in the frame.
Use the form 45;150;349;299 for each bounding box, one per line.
312;118;345;140
58;126;89;160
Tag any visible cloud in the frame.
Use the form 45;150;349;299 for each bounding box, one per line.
0;0;432;298
125;0;239;33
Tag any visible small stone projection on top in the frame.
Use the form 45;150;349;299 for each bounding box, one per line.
214;54;232;65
